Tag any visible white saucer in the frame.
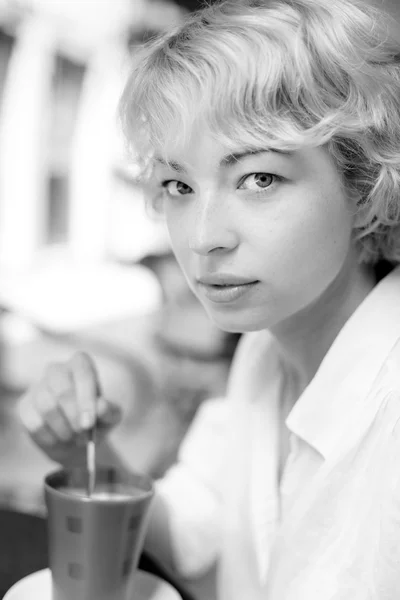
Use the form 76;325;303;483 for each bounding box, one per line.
4;568;181;600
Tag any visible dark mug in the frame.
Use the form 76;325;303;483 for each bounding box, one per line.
44;467;154;600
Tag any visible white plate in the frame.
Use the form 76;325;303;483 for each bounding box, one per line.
4;568;181;600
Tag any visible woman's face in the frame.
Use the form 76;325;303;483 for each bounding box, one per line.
153;130;356;333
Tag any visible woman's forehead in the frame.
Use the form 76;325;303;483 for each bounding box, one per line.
151;119;305;173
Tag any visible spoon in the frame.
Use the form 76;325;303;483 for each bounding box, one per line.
84;414;96;497
86;424;96;497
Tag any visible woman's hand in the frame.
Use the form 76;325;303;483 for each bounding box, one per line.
18;351;122;466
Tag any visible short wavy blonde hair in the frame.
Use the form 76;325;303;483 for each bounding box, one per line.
119;0;400;265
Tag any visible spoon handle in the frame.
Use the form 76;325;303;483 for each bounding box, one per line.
86;426;96;497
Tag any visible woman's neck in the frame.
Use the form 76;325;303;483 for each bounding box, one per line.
270;255;378;391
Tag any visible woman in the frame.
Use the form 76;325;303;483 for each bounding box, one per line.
19;0;400;597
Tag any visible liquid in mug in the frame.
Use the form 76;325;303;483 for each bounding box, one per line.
57;485;147;501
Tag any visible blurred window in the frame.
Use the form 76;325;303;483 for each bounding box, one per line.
47;174;69;245
45;54;85;245
0;29;14;115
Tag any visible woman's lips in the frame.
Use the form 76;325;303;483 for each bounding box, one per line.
197;281;259;303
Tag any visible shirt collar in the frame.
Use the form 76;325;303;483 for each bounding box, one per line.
285;265;400;460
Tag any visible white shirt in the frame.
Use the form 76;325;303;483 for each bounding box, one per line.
157;265;400;600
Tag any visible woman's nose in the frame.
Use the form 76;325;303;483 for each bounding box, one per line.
188;196;239;256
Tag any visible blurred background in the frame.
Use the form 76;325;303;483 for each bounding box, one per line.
0;0;240;515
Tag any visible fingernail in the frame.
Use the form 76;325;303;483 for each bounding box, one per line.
80;411;94;430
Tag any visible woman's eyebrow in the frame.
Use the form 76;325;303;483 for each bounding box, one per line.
220;147;293;167
154;157;185;173
154;147;293;173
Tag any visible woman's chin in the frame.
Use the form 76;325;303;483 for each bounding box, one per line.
205;307;273;334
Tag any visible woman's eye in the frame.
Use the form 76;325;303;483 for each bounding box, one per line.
161;180;192;196
238;173;276;192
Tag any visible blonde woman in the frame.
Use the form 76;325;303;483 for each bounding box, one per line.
19;0;400;597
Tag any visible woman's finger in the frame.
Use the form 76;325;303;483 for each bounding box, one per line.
69;352;100;430
34;385;73;442
18;392;59;447
45;362;78;434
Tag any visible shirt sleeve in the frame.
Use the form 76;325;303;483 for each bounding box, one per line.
155;396;230;578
